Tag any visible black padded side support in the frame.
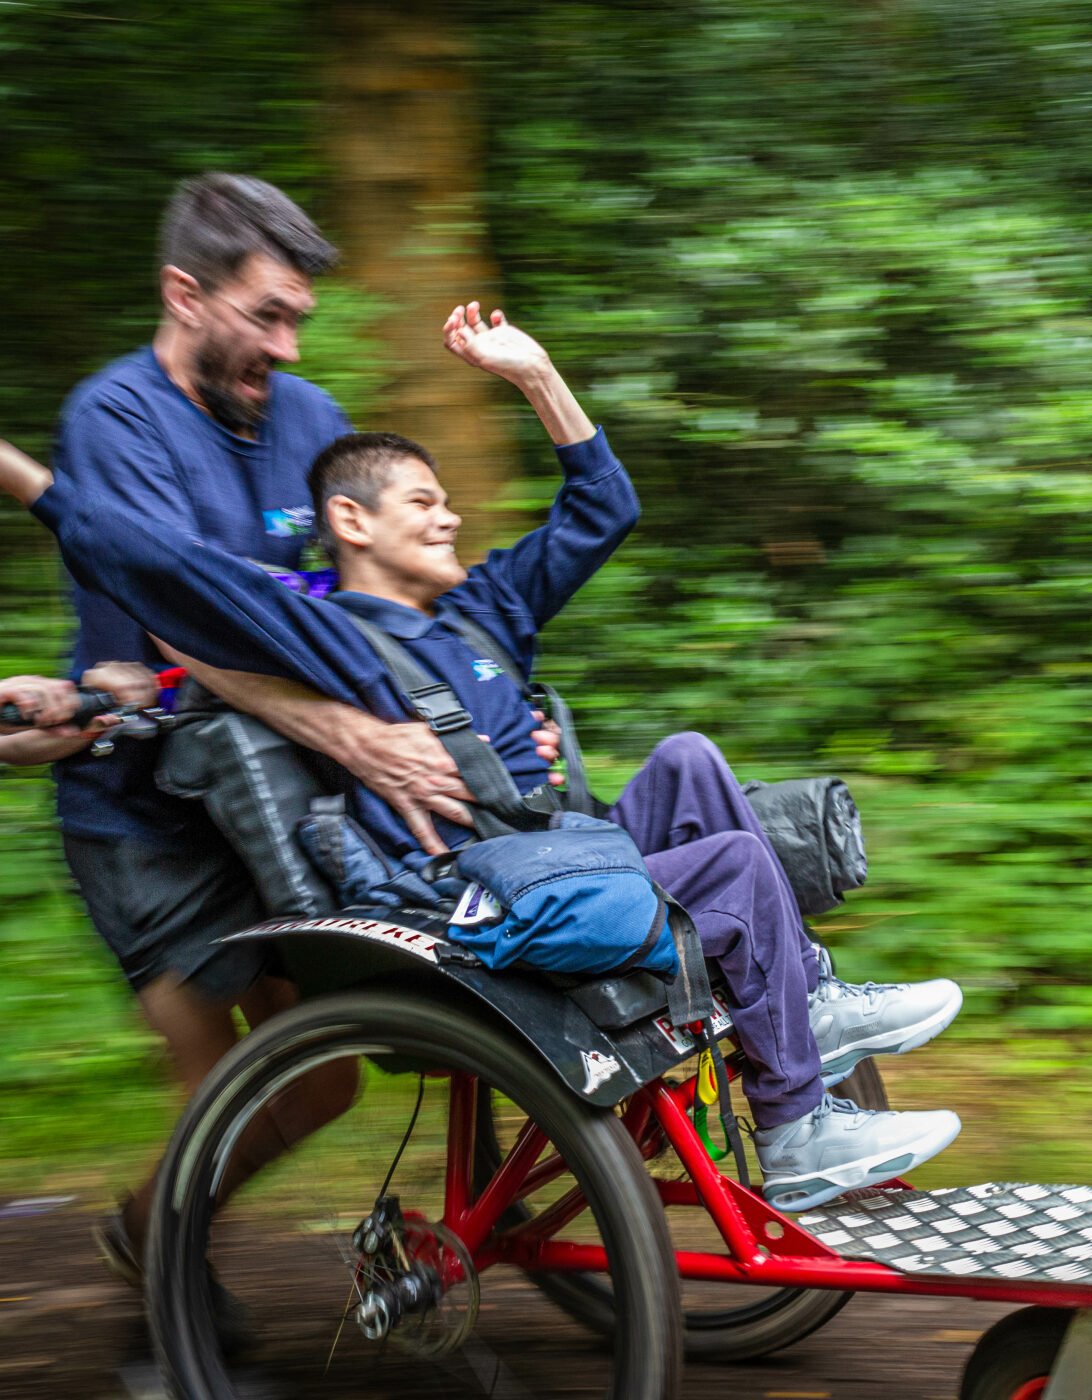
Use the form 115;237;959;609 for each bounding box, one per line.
157;710;339;919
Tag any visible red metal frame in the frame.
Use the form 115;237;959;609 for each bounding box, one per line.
436;1067;1092;1312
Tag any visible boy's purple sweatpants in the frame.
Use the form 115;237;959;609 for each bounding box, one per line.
608;732;824;1129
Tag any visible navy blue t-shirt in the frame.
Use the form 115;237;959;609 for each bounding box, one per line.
35;428;637;866
53;346;350;844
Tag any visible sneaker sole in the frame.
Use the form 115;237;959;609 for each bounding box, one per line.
762;1110;962;1214
820;983;963;1088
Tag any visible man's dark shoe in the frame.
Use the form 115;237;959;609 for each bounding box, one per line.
208;1270;256;1361
93;1208;143;1289
93;1204;254;1360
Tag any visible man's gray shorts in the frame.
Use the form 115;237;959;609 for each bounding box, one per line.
63;830;269;1003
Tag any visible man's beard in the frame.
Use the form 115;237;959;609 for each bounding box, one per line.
193;340;270;435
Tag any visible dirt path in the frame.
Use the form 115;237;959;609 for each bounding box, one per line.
0;1207;1019;1400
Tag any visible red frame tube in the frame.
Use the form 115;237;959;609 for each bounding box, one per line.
440;1068;1092;1311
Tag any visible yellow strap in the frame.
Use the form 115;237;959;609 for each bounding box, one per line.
697;1049;719;1106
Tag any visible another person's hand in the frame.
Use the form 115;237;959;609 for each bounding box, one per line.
81;661;159;708
530;709;565;787
0;675;79;731
442;302;551;388
337;716;476;856
0;439;53;507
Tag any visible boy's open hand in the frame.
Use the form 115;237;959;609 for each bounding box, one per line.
443;302;551;387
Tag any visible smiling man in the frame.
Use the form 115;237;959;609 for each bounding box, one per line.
48;175;505;1296
56;176;348;1012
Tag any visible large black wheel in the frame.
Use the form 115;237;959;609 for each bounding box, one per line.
960;1307;1071;1400
498;1056;889;1361
838;1056;890;1112
147;987;682;1400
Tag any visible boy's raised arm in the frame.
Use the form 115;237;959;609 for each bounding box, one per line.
443;302;596;447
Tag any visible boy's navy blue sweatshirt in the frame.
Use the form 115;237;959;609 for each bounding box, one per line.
32;427;638;866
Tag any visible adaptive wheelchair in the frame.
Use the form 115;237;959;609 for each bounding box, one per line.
128;690;1092;1400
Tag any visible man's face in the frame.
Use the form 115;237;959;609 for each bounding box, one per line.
364;458;468;604
192;253;315;434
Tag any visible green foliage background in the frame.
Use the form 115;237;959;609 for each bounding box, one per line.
476;1;1092;1024
3;0;1092;1184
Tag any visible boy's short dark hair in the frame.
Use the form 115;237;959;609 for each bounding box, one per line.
159;173;338;291
308;431;439;560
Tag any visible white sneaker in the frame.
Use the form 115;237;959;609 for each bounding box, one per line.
755;1094;961;1212
809;945;962;1088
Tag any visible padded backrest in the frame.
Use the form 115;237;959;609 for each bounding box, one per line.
157;706;339;919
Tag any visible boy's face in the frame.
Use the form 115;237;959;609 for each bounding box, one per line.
361;457;467;603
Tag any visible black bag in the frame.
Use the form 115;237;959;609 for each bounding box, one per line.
742;777;867;917
157;681;340;919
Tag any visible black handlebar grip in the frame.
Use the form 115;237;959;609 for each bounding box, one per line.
0;687;120;730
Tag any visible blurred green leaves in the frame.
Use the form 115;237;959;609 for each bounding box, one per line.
475;0;1092;1028
7;0;1092;1187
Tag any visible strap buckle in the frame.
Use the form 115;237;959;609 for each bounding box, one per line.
409;682;473;735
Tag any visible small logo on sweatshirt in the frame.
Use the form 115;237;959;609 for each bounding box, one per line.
263;505;314;538
472;658;505;683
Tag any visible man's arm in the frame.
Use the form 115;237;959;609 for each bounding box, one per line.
52;403;483;851
0;662;155;759
0;438;555;853
159;651;474;855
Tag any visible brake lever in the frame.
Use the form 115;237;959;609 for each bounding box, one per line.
89;706;178;758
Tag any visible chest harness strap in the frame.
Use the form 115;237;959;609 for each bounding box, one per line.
444;613;596;819
344;613;560;841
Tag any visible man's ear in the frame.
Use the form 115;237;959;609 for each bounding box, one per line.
161;265;204;329
326;494;374;549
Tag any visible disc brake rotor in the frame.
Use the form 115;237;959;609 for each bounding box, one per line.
388;1217;480;1357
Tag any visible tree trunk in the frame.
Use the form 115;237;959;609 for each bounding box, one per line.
325;3;517;560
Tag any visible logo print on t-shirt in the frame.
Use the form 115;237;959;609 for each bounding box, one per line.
263;505;315;538
472;658;505;683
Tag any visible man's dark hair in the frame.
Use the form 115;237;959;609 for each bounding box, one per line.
308;431;439;560
159;173;338;290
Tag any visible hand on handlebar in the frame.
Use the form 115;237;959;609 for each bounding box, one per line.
81;662;159;709
0;675;81;732
0;663;162;745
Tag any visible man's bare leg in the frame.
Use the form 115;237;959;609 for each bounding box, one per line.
118;975;243;1256
119;972;359;1258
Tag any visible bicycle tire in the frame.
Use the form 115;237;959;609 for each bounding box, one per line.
499;1058;890;1360
147;986;683;1400
959;1306;1070;1400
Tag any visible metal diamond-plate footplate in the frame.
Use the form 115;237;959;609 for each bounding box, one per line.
797;1183;1092;1284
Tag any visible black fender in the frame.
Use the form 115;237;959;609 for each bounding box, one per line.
222;907;735;1107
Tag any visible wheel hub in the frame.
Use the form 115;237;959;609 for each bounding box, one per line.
352;1195;479;1356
